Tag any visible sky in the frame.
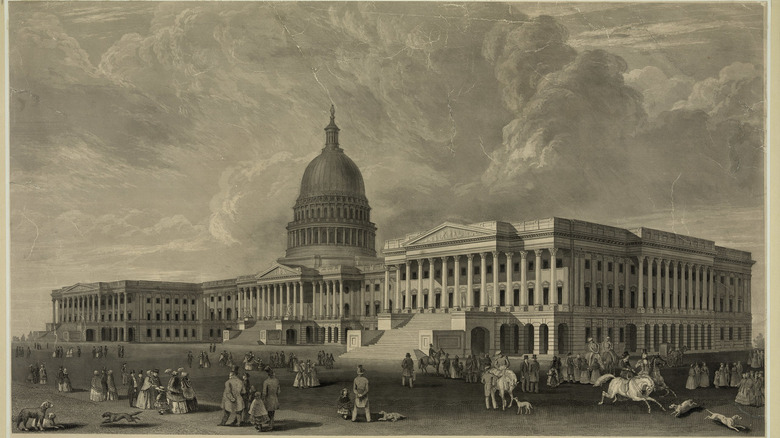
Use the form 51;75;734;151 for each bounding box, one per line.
8;2;766;338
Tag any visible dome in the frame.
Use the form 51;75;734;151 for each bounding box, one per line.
298;148;366;199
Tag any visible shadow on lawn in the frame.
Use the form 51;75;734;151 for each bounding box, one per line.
100;423;159;429
272;419;322;431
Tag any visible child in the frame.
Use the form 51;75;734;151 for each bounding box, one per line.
249;391;272;432
337;388;353;420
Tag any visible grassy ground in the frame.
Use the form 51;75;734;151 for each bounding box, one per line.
11;343;764;435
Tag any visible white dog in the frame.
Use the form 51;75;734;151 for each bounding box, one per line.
378;411;406;422
669;399;698;418
510;397;533;415
704;410;746;432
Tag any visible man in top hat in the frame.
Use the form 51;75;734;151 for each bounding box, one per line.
352;365;370;422
520;355;530;392
401;353;415;388
529;355;540;393
220;366;245;426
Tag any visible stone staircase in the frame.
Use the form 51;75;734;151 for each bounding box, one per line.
225;320;278;345
339;313;453;361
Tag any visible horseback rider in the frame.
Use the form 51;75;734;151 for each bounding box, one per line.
493;352;510;371
428;344;436;359
634;350;651;376
619;351;634;379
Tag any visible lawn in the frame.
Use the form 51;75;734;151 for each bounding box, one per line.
10;343;764;436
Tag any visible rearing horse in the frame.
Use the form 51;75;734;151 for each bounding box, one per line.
595;373;666;414
648;355;677;397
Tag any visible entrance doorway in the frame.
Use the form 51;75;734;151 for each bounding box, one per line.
286;328;297;345
470;327;489;355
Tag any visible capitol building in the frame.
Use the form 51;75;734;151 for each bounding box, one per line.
48;108;754;359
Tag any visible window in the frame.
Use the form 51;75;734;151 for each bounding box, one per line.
166;312;170;321
227;295;231;301
192;312;196;321
423;270;429;279
166;298;170;304
596;287;602;307
175;313;179;321
365;285;370;292
473;266;479;275
542;260;549;269
218;296;222;302
597;261;602;271
174;299;179;305
720;327;725;340
183;313;187;321
435;270;441;279
209;329;214;337
210;296;215;302
608;262;613;272
585;260;590;270
585;327;591;342
619;290;624;308
460;267;467;276
401;272;407;280
374;284;381;291
147;312;151;321
528;261;534;271
631;265;636;275
175;329;180;337
146;298;151;304
619;263;624;273
619;327;625;343
513;262;520;272
729;327;733;340
738;327;742;340
499;264;506;273
448;268;454;277
156;298;160;304
147;329;152;338
556;258;562;268
128;312;132;321
543;287;549;305
166;329;171;337
486;265;492;274
156;329;161;338
584;287;591;306
191;299;195;305
156;312;161;321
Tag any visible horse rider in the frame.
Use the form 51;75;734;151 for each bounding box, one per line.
619;351;634;379
493;352;510;372
634;350;651;376
428;344;436;359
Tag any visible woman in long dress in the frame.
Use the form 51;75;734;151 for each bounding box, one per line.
262;367;281;430
698;362;710;388
589;355;601;385
106;370;118;400
90;370;106;401
578;356;590;384
753;371;764;406
449;357;460;379
685;364;698;390
56;366;65;392
730;363;741;387
167;370;188;414
735;372;751;405
39;364;48;385
309;361;321;387
204;353;211;368
718;363;730;387
61;368;72;392
181;372;198;413
249;391;271;431
292;359;304;388
135;370;154;409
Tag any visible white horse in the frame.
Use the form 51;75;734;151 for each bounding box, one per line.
488;369;518;410
594;373;666;414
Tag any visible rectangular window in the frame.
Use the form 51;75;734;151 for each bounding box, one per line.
528;261;534;271
543;287;549;305
631;265;636;275
175;329;180;337
619;263;624;273
146;297;151;304
597;261;602;271
585;327;591;342
460;267;467;276
147;329;152;338
156;329;161;338
401;272;407;280
166;329;171;337
166;298;170;304
486;265;493;274
608;262;613;272
156;313;161;321
210;296;215;302
209;329;214;337
128;313;132;321
166;313;170;321
720;328;724;340
365;285;371;292
619;291;624;308
175;313;179;321
542;260;549;269
596;327;603;343
729;327;733;340
585;260;591;270
120;314;124;321
448;268;454;277
499;264;506;273
738;327;742;340
556;258;562;268
375;284;381;291
156;298;160;304
183;313;187;321
147;312;151;321
584;287;591;306
596;287;602;307
513;262;520;272
423;270;429;279
619;327;625;343
174;298;179;305
411;272;418;280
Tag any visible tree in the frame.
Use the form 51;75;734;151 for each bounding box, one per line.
753;332;764;349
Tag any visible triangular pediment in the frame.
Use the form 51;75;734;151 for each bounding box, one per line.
62;283;97;294
406;222;496;246
257;263;301;279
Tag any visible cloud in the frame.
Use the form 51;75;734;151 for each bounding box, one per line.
624;66;694;119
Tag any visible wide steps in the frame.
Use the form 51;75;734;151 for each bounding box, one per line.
340;313;452;360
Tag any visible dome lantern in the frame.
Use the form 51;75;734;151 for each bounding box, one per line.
324;104;340;150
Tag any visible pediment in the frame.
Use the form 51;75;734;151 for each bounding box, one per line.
406;222;496;246
257;263;301;279
62;283;97;294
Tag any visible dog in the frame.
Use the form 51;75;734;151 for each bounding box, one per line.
15;400;53;431
41;412;65;430
377;411;406;422
101;411;143;424
704;410;746;432
669;399;698;418
510;397;533;415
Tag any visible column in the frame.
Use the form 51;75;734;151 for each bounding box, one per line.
549;248;558;305
693;265;699;310
428;258;435;310
655;258;662;309
519;251;528;306
702;267;708;311
708;268;714;311
97;292;101;323
454;256;461;308
287;283;293;317
479;252;487;309
405;263;411;311
590;254;596;307
466;254;474;308
534;250;542;306
384;268;390;312
505;252;514;305
664;260;670;309
339;280;344;319
687;264;693;310
441;257;449;308
51;301;56;325
330;281;336;318
255;287;260;318
395;265;401;312
672;261;679;310
299;282;304;319
238;289;243;318
124;291;128;323
580;253;587;307
637;256;645;310
492;251;500;307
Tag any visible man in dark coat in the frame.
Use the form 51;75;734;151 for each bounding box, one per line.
529;355;540;393
520;355;530;392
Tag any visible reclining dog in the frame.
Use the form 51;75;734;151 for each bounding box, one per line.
15;401;53;431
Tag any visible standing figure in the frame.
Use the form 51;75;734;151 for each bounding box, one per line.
166;370;188;414
529;355;540;393
717;363;730;387
106;370;118;401
352;365;371;422
578;355;590;384
565;353;575;383
735;372;752;405
450;356;461;379
685;364;698;390
56;366;65;392
481;366;498;410
90;370;105;402
698;362;710;388
730;363;742;387
337;388;353;420
219;368;245;426
182;372;198;413
135;370;154;409
39;364;48;385
401;353;414;388
128;370;138;407
292;359;304;388
520;356;530;392
61;368;72;393
262;367;281;430
249;391;271;431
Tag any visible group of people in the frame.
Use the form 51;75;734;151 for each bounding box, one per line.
337;365;371;422
25;363;48;385
220;365;280;432
198;351;212;368
713;362;744;388
55;366;73;392
128;368;198;414
51;346;78;358
748;349;764;369
15;346;32;358
91;345;125;359
317;351;336;369
89;368;119;401
735;370;765;407
684;362;713;389
292;358;321;388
